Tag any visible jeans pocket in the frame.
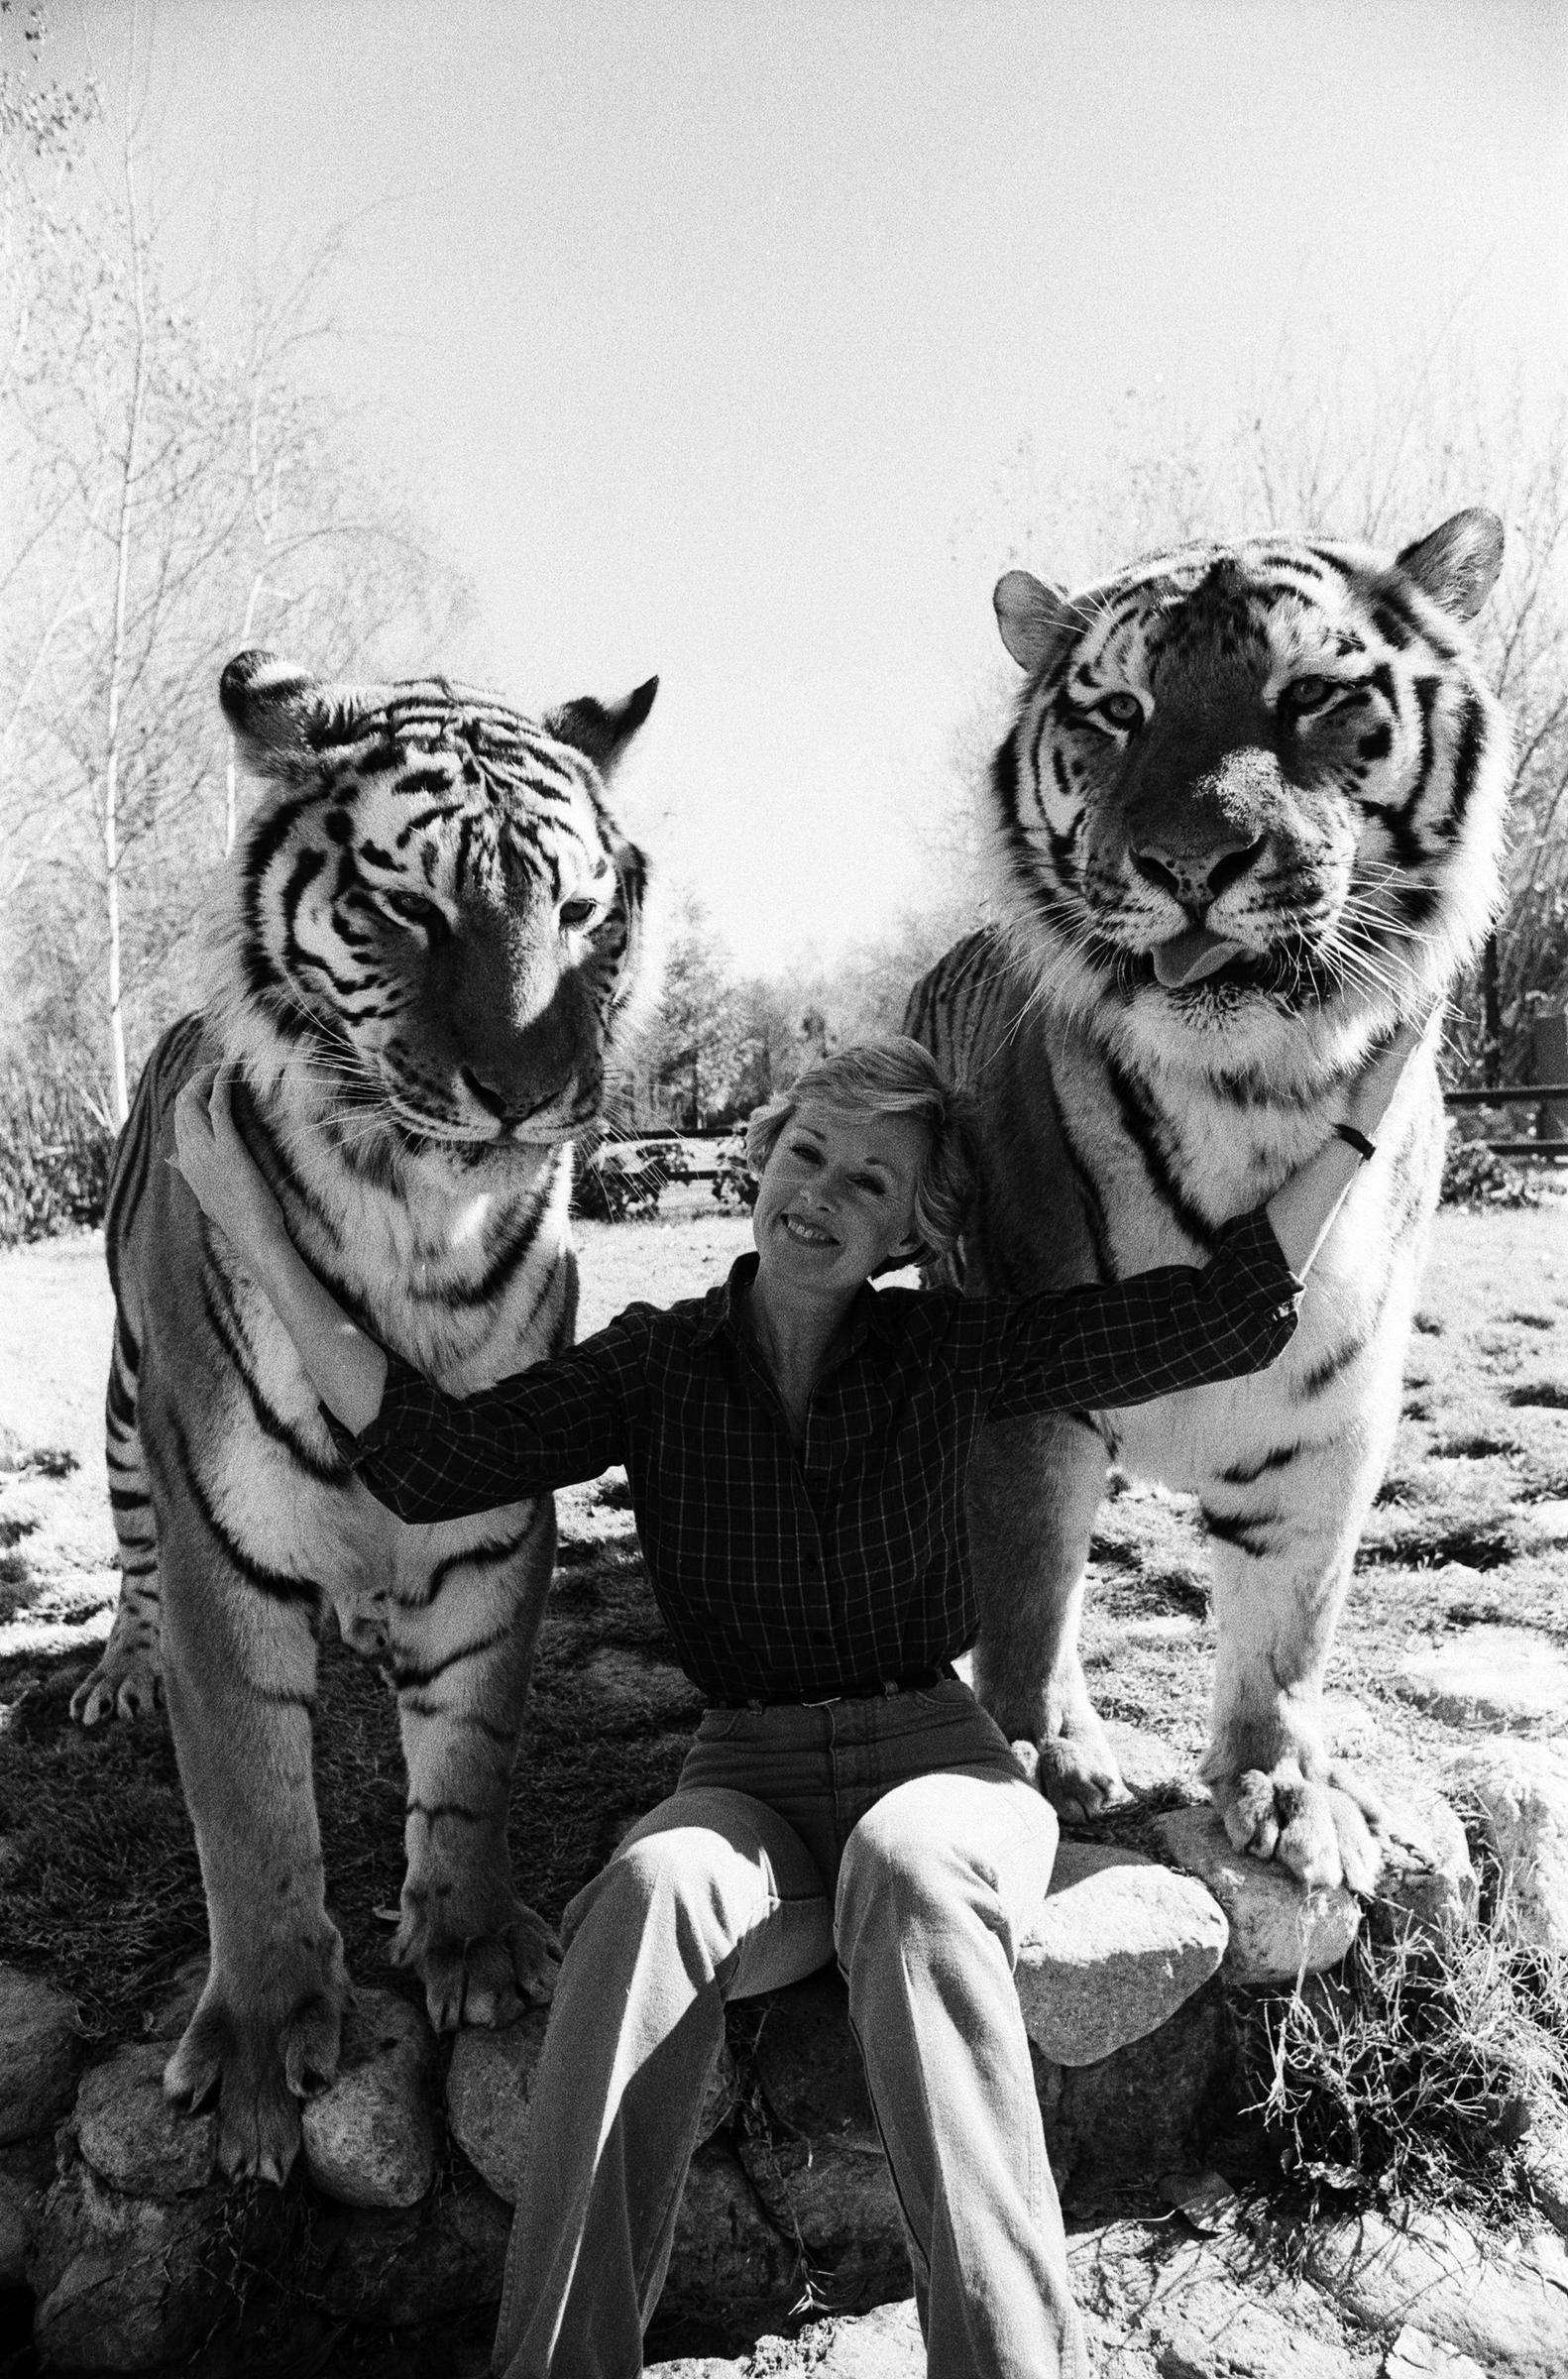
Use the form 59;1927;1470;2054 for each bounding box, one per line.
694;1706;753;1744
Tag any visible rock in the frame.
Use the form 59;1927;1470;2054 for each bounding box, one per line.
0;2167;34;2287
1397;1626;1568;1735
448;2005;735;2204
301;1987;441;2210
27;2156;231;2370
1443;1739;1568;1954
1017;1840;1228;2065
1041;1981;1226;2200
312;2176;511;2323
751;1968;877;2149
1521;2117;1568;2236
1521;1498;1568;1547
733;2125;906;2303
648;2297;925;2376
1151;1807;1362;1983
1384;2328;1490;2379
1147;2263;1359;2376
1371;1783;1478;1940
652;2139;802;2326
1307;2208;1568;2376
74;2043;215;2198
0;1964;79;2144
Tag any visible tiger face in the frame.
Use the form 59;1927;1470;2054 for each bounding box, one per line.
989;510;1511;1078
215;653;654;1158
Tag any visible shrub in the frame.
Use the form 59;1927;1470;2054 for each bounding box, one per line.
1234;1887;1568;2224
570;1141;666;1223
1439;1136;1547;1209
0;1067;114;1245
711;1134;757;1209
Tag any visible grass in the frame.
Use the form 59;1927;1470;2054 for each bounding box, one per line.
1234;1895;1568;2229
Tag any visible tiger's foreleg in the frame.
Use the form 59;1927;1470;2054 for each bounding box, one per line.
156;1504;346;2186
72;1315;164;1725
1199;1416;1398;1896
966;1411;1129;1820
389;1495;560;2029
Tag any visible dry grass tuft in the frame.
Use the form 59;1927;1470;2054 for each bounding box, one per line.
1234;1862;1568;2228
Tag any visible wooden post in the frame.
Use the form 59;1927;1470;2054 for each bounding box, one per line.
1534;1011;1568;1142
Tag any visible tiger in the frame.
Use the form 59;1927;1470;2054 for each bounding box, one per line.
905;509;1511;1895
71;649;654;2182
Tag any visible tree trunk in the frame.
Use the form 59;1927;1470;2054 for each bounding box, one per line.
1481;932;1503;1087
101;31;151;1130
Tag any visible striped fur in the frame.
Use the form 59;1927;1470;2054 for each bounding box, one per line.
906;511;1511;1893
74;650;654;2181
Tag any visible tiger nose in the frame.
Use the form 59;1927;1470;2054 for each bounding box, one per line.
461;1066;538;1125
1130;834;1266;911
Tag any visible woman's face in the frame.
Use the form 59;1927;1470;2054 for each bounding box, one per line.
752;1098;928;1303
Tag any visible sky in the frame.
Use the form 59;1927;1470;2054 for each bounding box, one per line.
34;0;1568;972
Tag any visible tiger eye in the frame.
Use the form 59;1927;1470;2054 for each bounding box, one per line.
1098;693;1143;729
1287;675;1335;714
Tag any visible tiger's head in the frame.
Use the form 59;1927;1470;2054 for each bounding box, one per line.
213;652;654;1163
987;509;1512;1081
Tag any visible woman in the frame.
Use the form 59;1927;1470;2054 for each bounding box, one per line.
171;1025;1419;2379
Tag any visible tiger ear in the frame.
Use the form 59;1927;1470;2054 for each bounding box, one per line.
1395;510;1506;623
993;572;1072;673
543;676;659;780
219;650;386;778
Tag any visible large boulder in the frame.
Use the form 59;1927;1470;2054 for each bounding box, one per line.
0;1965;79;2144
1017;1840;1228;2064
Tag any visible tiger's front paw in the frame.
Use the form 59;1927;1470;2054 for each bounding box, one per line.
164;1966;346;2186
395;1892;561;2031
70;1647;163;1727
1209;1760;1386;1895
1013;1708;1135;1824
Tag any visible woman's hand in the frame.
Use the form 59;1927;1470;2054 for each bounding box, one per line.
1343;1017;1432;1142
170;1067;285;1268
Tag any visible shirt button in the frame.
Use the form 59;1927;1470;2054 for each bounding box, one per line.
811;1628;830;1643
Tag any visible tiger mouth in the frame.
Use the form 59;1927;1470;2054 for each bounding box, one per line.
1109;941;1342;1006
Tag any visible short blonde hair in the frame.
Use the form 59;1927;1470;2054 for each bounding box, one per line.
745;1035;981;1263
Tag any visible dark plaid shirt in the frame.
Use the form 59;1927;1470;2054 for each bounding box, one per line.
330;1206;1302;1705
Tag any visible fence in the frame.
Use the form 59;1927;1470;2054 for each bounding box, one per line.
1444;1011;1568;1162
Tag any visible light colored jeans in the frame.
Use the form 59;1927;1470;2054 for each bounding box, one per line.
492;1676;1089;2379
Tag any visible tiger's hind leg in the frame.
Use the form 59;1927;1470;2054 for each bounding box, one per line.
72;1315;164;1725
388;1497;561;2029
967;1410;1132;1821
155;1496;347;2185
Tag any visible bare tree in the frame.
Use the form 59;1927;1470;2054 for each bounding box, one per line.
0;17;476;1112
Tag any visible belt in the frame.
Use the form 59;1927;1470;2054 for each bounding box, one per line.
708;1661;957;1713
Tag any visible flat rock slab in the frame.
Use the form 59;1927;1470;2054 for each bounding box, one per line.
1150;1808;1361;1983
301;1987;442;2210
648;2297;924;2377
1017;1841;1228;2065
1385;2327;1491;2379
1307;2209;1568;2377
0;1965;79;2145
1443;1738;1568;1955
74;2043;214;2200
1397;1626;1568;1734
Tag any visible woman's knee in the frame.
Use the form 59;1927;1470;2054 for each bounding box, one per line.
836;1774;1059;1950
562;1794;788;1969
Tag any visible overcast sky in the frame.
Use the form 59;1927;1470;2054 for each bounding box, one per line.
44;0;1568;970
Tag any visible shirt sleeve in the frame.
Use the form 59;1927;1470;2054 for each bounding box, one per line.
320;1309;649;1525
981;1205;1305;1421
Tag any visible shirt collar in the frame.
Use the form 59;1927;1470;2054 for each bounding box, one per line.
692;1251;907;1351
